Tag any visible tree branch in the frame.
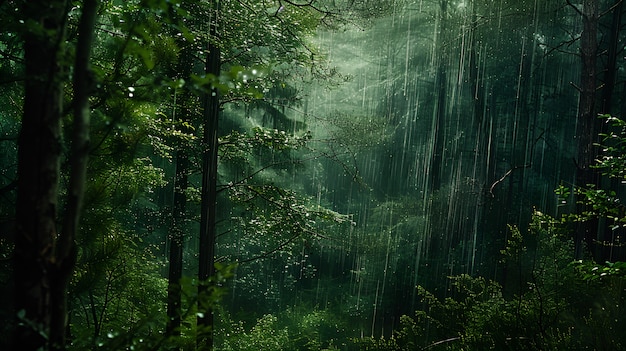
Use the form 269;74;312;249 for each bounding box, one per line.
566;0;583;16
237;232;302;264
600;0;624;18
489;130;546;197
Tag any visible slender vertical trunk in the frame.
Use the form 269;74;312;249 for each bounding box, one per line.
600;0;623;115
594;0;623;261
165;6;196;338
576;0;599;170
469;0;482;126
197;1;220;349
468;0;491;276
166;44;195;337
468;0;494;185
574;0;600;259
166;145;188;335
431;0;448;191
54;1;99;348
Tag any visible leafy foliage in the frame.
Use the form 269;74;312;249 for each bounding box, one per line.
216;307;352;351
219;314;290;351
595;115;626;180
555;115;626;273
364;211;625;351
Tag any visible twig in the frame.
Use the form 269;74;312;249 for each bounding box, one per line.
489;130;546;197
422;337;461;350
489;164;531;197
570;81;582;92
566;0;583;16
600;0;624;18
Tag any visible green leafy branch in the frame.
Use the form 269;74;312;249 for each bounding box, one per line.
572;260;626;280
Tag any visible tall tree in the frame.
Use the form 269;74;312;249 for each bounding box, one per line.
599;0;624;115
568;0;601;258
430;0;448;191
13;0;98;350
166;39;196;339
197;0;220;348
575;0;599;172
57;0;99;347
166;92;191;337
14;2;69;349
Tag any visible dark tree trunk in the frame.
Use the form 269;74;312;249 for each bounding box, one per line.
593;0;624;261
55;1;98;348
600;0;623;115
14;1;97;350
469;1;483;127
197;1;221;349
166;43;195;337
576;0;599;171
468;0;495;276
430;0;448;191
166;145;188;336
14;2;69;350
574;0;600;259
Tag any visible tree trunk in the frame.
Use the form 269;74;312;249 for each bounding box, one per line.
197;1;221;350
574;0;600;259
599;0;623;115
55;1;99;348
166;143;188;336
576;0;599;171
430;0;448;191
14;1;98;350
14;1;69;350
166;44;195;337
592;0;624;261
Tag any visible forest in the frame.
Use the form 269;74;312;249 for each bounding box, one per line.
1;0;626;350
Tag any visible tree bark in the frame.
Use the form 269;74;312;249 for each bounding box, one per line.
197;1;221;350
14;1;69;350
54;1;99;348
574;0;600;259
166;44;194;338
430;0;448;191
162;0;202;337
166;144;188;336
576;0;599;171
14;1;98;350
599;0;623;115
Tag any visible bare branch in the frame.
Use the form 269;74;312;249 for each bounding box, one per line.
489;165;529;197
489;130;546;197
600;0;624;17
422;337;461;350
566;0;583;16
